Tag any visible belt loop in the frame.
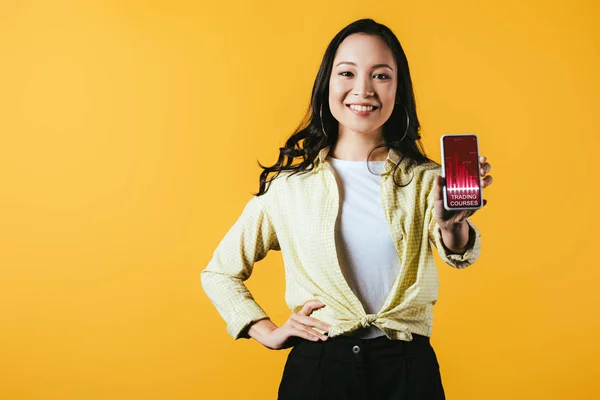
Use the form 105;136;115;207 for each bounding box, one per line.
317;338;325;358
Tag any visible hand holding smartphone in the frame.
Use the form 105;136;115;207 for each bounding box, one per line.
440;134;483;211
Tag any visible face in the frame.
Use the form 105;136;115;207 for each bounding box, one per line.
328;33;398;140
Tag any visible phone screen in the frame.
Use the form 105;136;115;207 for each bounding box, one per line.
442;135;482;209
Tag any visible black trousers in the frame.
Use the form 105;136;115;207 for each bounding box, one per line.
277;333;445;400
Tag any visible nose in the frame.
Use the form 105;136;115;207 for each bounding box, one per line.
354;74;374;97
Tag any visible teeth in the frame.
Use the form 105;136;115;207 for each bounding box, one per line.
349;104;375;112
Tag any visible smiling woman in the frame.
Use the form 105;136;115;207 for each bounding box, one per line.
201;17;489;400
248;18;431;190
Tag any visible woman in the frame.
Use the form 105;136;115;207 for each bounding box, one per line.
201;18;493;399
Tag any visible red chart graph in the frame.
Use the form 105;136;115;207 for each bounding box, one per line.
445;152;480;200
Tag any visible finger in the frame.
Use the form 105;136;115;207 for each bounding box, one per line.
433;175;444;202
290;323;326;341
290;325;320;341
480;162;491;176
480;155;487;164
299;300;326;315
482;175;493;188
291;313;331;331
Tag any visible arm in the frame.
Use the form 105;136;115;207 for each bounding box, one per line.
245;317;278;341
440;220;472;254
427;190;482;269
200;195;280;340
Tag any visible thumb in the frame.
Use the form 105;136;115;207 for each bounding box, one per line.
434;175;444;203
300;300;326;315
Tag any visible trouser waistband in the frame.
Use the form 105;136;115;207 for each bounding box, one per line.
292;333;433;365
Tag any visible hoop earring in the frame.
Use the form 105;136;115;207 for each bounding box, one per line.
319;103;328;138
399;103;410;142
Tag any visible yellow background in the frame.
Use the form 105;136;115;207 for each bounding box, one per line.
1;0;598;399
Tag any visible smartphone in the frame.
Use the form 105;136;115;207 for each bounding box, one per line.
440;134;483;211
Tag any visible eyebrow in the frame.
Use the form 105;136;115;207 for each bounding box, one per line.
334;61;394;71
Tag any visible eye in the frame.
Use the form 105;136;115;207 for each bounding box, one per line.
338;71;390;80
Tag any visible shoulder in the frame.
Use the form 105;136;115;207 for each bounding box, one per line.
403;160;442;204
412;160;442;184
253;168;305;205
264;168;315;190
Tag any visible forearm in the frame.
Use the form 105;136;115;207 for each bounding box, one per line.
246;318;278;341
440;221;470;254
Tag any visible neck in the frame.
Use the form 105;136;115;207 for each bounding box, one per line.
330;129;388;161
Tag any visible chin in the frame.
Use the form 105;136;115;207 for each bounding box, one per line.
342;125;381;135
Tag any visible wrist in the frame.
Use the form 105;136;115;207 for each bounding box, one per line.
247;318;277;341
440;220;467;233
439;220;470;254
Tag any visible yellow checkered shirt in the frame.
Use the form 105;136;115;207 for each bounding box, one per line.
201;145;482;341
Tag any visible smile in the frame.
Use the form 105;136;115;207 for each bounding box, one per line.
346;104;378;116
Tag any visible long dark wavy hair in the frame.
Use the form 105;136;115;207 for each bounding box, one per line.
253;18;437;196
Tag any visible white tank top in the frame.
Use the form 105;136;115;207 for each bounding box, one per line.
326;156;403;339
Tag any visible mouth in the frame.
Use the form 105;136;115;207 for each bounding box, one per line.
345;104;379;115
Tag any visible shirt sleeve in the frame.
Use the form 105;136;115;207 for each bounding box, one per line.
200;195;280;340
426;184;482;269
